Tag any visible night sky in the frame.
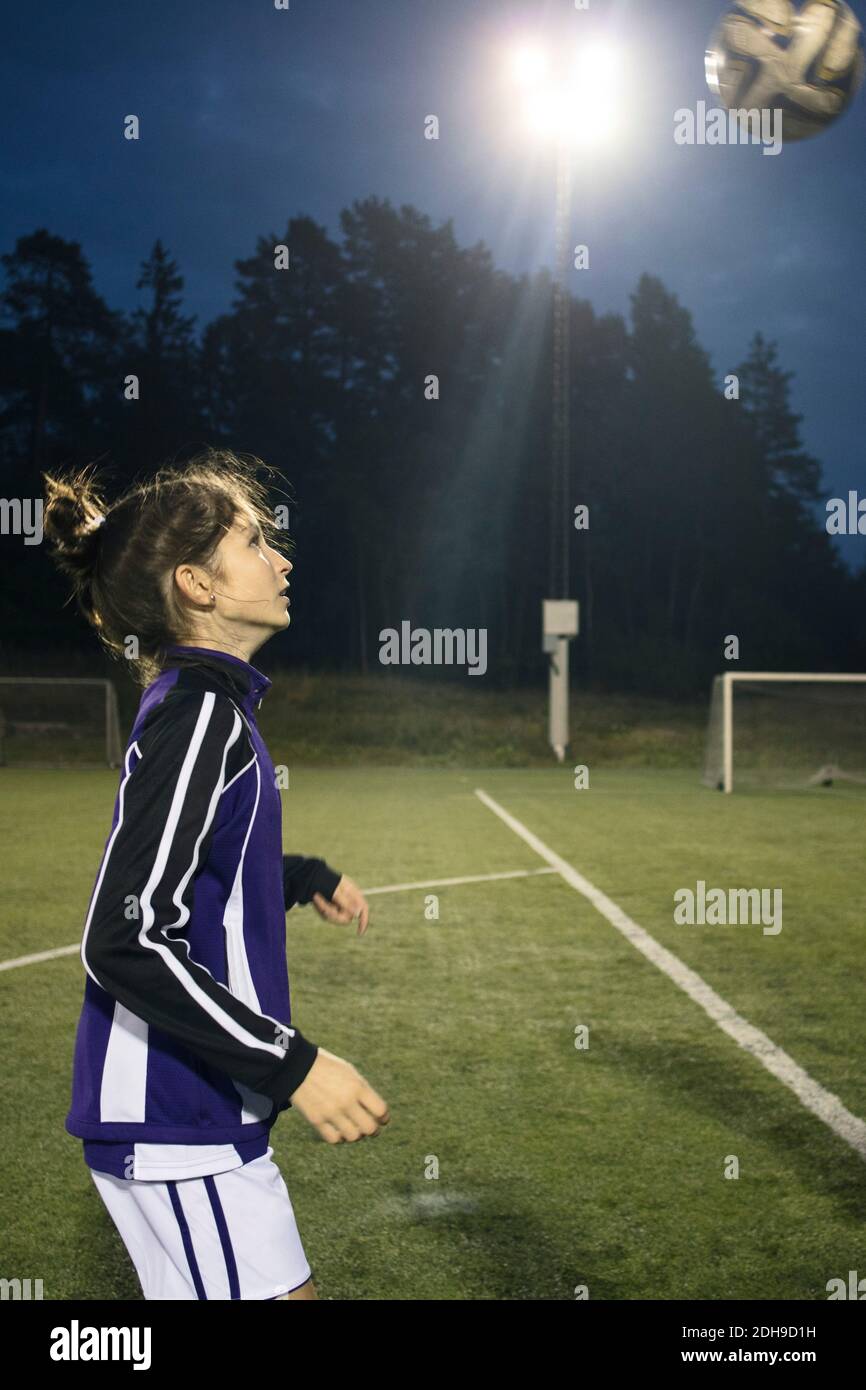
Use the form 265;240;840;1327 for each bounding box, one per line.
2;0;864;566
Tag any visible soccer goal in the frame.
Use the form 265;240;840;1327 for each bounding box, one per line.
0;678;123;768
703;673;866;793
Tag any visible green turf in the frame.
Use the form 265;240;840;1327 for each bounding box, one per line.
1;765;864;1299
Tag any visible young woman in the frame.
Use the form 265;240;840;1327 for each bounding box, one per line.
42;448;389;1301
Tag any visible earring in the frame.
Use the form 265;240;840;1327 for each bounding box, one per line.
210;594;216;604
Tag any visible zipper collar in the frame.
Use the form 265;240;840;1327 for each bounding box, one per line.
163;645;272;713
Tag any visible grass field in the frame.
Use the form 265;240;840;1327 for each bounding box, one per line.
2;747;865;1300
0;667;708;768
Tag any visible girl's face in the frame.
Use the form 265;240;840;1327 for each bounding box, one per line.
223;508;292;615
187;509;293;653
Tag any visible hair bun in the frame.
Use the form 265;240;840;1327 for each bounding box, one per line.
41;466;109;596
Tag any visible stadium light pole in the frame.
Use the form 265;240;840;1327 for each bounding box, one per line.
506;39;624;760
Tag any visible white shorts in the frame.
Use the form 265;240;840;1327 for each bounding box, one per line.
89;1146;312;1300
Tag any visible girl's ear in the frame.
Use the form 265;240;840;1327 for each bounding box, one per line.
174;562;211;607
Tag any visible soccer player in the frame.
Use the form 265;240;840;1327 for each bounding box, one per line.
42;449;389;1300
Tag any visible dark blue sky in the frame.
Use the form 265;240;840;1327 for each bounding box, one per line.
2;0;864;566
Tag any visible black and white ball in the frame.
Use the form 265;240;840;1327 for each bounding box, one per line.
706;0;864;141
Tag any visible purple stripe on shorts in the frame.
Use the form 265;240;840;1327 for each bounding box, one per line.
168;1182;208;1300
204;1174;241;1299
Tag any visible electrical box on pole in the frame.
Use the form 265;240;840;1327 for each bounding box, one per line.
543;599;579;762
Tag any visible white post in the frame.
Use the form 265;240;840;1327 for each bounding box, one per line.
722;673;734;794
105;682;122;768
548;636;570;762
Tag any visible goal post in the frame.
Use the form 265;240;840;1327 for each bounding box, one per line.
703;673;866;793
0;678;123;768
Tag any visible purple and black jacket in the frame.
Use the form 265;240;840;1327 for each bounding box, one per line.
65;645;340;1180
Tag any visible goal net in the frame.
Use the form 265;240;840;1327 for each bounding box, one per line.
0;678;123;768
703;674;866;792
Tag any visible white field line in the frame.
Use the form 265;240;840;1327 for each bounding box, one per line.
0;944;82;971
0;866;558;973
361;867;557;896
474;786;866;1162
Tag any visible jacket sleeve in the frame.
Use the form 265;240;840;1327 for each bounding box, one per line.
283;855;342;911
81;689;319;1107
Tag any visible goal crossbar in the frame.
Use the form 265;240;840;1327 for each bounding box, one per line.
0;678;123;767
709;673;866;793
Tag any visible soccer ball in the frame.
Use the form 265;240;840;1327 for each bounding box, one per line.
706;0;865;141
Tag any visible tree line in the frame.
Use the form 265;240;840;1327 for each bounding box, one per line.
1;198;862;693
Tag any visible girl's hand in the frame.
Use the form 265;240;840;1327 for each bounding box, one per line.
311;875;370;936
290;1047;389;1142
